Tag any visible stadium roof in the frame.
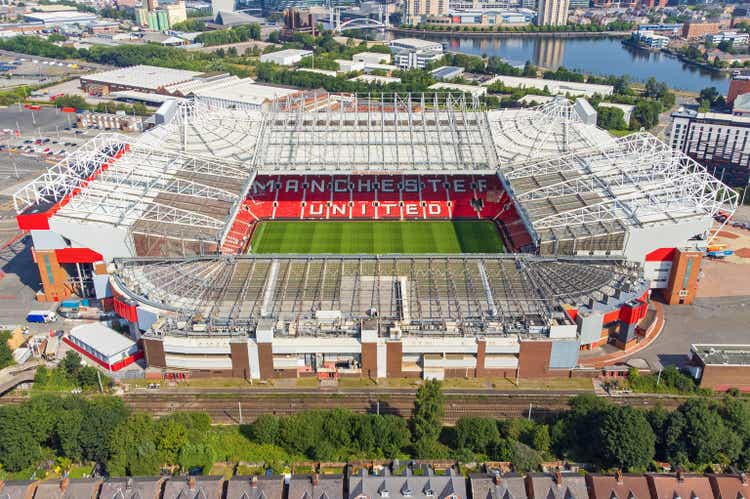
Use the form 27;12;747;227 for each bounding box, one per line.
138;93;613;174
12;93;736;259
501;133;737;255
111;254;647;336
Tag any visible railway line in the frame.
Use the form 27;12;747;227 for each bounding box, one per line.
111;391;686;424
0;389;688;425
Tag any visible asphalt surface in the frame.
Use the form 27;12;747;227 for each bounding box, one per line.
629;295;750;368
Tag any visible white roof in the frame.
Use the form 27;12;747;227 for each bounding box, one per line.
389;38;442;50
192;78;299;105
429;82;486;96
598;102;635;112
350;74;401;84
82;65;203;91
260;48;312;60
70;323;136;357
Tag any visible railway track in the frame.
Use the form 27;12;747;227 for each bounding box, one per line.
0;391;688;424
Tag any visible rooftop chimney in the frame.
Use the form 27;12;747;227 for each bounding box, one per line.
313;474;319;486
676;471;684;483
741;473;748;486
60;478;70;494
188;476;197;490
555;470;563;487
615;470;623;485
252;476;258;488
493;472;502;486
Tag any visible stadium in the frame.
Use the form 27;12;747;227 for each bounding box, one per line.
13;93;738;379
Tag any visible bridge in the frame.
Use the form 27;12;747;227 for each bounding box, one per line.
0;362;40;396
329;5;389;32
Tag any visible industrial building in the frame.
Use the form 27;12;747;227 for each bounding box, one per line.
259;48;314;66
65;323;142;372
80;65;203;94
12;93;737;380
690;344;750;391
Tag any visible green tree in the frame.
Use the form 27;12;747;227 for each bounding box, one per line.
250;414;280;445
455;416;500;455
0;331;14;369
410;379;444;442
599;406;655;470
666;398;742;466
597;105;628;130
60;350;83;375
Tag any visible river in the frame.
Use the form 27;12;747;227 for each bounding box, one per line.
382;32;730;93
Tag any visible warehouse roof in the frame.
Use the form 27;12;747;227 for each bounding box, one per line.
191;78;299;106
69;322;136;357
81;64;203;91
692;344;750;366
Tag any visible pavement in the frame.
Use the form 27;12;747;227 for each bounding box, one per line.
623;295;750;369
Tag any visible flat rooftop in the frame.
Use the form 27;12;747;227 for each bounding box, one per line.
81;65;203;91
693;344;750;366
70;322;136;357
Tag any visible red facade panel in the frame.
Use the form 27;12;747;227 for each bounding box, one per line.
55;247;103;264
16;212;50;230
113;296;138;323
646;247;676;262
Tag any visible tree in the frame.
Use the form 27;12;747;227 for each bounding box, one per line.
0;331;14;369
455;417;500;455
60;350;83;375
666;398;742;466
599;406;655;470
631;100;662;129
597;106;628;130
250;414;279;445
0;405;41;471
410;379;444;443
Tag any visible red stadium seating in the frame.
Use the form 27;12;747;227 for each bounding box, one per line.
220;174;533;254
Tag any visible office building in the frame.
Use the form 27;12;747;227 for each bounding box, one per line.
388;38;444;69
670;107;750;187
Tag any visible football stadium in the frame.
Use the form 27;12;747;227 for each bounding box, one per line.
13;93;739;379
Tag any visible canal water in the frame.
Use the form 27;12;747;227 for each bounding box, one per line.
383;33;730;93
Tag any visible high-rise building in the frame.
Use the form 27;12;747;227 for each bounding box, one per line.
211;0;235;17
669;107;750;187
135;6;149;25
147;9;170;29
403;0;448;25
165;1;187;26
536;0;569;26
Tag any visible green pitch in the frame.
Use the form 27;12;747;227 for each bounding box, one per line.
249;221;505;254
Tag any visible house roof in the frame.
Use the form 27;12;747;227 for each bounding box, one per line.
528;473;589;499
0;480;38;499
586;473;651;499
348;468;466;499
469;472;528;499
289;475;344;499
707;474;750;499
161;476;224;499
98;477;166;499
226;476;285;499
646;473;714;499
32;478;102;499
